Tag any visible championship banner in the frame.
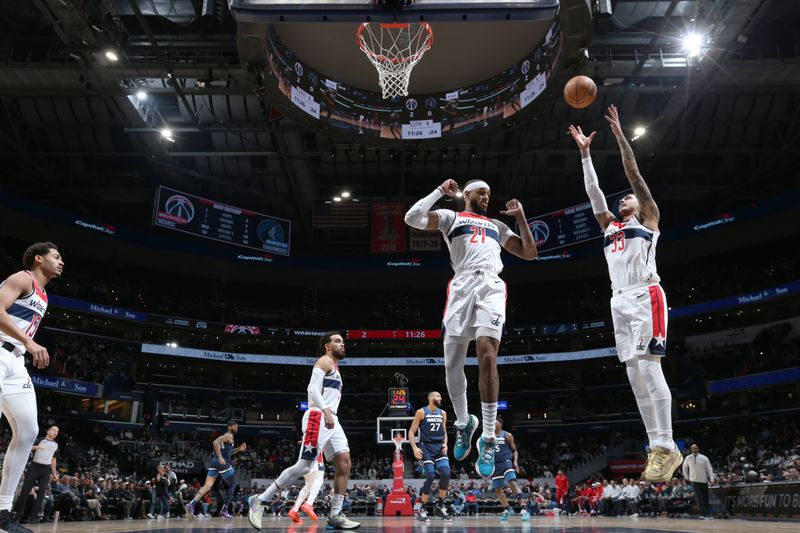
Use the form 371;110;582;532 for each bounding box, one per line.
409;227;441;252
371;202;407;254
712;482;800;518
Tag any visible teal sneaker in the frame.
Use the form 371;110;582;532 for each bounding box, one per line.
500;509;510;521
453;414;479;461
475;435;496;478
521;509;531;521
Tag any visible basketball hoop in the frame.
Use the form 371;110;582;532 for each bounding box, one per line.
357;22;433;99
393;433;405;453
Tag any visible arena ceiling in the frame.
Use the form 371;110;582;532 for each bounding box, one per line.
0;0;798;252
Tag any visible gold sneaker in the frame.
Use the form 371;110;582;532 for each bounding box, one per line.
643;446;684;483
640;446;654;480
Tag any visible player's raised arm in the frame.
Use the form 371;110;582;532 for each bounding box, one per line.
404;179;459;231
408;408;425;460
499;199;537;260
605;105;660;230
568;124;616;231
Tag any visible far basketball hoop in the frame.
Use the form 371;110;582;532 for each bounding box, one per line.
357;22;433;99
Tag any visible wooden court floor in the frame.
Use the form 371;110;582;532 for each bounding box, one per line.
24;514;800;532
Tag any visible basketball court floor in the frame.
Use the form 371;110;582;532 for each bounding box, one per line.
24;515;800;533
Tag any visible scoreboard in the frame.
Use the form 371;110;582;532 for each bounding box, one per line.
388;387;409;415
524;189;631;253
152;186;292;256
348;330;442;340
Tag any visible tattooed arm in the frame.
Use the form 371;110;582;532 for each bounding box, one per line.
605;105;660;231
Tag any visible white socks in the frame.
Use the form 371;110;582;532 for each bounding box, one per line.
444;337;470;426
258;482;278;503
481;402;497;440
330;494;344;516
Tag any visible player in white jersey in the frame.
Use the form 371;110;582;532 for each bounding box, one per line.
0;242;63;533
249;332;359;531
405;179;537;478
569;104;682;482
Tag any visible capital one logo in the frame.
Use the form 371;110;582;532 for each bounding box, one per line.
528;220;550;247
165;195;195;224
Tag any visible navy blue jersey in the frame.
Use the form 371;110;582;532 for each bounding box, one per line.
419;407;445;443
213;433;234;463
494;430;513;463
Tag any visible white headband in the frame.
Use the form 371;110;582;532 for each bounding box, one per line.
463;180;490;194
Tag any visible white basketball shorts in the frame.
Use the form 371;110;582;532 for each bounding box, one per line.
442;270;507;341
299;408;349;462
610;282;668;362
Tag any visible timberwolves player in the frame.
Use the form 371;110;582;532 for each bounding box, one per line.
492;419;529;521
408;392;452;522
405;180;537;478
568;105;682;482
186;420;246;518
249;332;358;531
0;242;62;533
287;452;325;524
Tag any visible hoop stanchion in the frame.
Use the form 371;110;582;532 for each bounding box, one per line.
383;434;413;516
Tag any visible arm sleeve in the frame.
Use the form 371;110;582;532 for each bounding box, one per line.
307;367;328;410
582;156;610;215
404;188;444;229
493;219;518;246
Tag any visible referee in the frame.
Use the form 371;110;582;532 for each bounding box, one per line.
12;425;59;522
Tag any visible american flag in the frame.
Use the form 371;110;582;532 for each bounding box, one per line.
311;202;370;228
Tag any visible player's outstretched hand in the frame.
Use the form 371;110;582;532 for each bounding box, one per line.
439;179;459;197
500;199;525;218
240;443;247;451
442;442;448;455
568;125;596;151
604;104;624;137
413;448;423;460
25;339;49;369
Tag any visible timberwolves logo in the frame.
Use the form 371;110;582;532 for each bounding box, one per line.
164;195;194;224
521;59;531;75
257;219;284;244
405;98;418;111
224;324;261;335
294;62;304;77
528;220;550;247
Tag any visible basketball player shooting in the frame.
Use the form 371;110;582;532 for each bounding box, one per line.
568;105;682;482
248;332;359;531
404;180;537;478
0;242;63;533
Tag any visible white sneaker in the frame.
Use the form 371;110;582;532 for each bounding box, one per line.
146;514;155;519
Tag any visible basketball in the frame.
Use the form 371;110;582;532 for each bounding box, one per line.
564;75;597;109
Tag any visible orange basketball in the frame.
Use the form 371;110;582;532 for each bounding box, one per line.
564;75;597;109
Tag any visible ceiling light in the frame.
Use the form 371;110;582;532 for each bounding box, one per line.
352;198;360;202
633;126;646;137
683;32;704;58
160;128;173;139
333;196;342;202
341;191;351;198
104;50;119;62
136;90;148;100
456;191;463;198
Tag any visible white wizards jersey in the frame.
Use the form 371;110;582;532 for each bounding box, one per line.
309;363;343;415
0;271;48;356
603;217;661;291
435;210;515;274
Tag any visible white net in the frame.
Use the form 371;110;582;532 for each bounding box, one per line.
357;22;433;99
